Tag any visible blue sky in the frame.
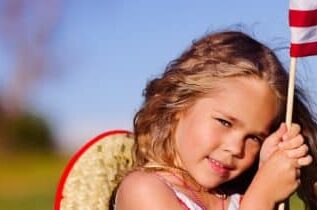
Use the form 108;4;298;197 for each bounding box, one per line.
1;0;317;152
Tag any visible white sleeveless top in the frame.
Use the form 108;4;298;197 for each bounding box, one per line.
173;188;241;210
114;174;241;210
157;175;241;210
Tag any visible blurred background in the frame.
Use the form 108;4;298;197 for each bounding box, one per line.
0;0;316;209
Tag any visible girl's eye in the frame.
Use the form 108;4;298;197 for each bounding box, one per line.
248;135;263;143
216;118;231;127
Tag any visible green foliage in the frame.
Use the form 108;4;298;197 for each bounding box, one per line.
290;193;305;210
0;113;54;152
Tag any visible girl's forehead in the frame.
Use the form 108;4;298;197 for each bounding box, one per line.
199;76;271;97
189;77;278;125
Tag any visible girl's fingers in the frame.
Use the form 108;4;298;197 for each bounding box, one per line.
282;123;301;141
297;155;313;167
279;135;304;150
265;123;287;146
286;144;309;158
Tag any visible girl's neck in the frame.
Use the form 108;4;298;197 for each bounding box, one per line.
144;161;206;191
143;161;227;196
156;169;227;210
143;162;228;210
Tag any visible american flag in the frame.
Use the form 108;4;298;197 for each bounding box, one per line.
289;0;317;57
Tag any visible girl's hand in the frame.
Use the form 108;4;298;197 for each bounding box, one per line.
259;123;312;168
243;149;301;209
278;125;312;167
252;149;301;204
254;123;313;204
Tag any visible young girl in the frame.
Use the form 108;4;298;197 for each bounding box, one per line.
114;31;317;210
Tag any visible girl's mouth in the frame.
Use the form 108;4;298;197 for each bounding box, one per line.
207;157;233;177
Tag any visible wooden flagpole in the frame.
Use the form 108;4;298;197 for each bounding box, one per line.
278;57;297;210
286;57;297;128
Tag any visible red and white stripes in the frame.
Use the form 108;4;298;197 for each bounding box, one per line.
289;0;317;57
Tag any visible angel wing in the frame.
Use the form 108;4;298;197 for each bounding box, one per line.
55;130;134;210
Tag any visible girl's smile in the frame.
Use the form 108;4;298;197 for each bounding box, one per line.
207;157;234;177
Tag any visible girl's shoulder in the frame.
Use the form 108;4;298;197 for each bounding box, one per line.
115;170;185;210
118;170;163;193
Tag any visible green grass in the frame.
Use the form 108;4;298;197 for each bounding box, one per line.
0;152;69;210
0;192;55;210
0;153;306;210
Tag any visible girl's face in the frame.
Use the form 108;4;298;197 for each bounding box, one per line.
175;77;278;189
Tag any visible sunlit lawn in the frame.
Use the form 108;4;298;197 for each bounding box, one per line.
0;152;305;210
0;152;69;210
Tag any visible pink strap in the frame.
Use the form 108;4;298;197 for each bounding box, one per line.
153;173;191;210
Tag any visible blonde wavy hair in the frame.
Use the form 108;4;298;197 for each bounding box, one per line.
132;31;317;209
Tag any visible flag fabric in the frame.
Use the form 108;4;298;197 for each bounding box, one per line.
289;0;317;57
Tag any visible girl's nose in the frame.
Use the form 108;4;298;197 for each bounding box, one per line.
223;133;245;157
